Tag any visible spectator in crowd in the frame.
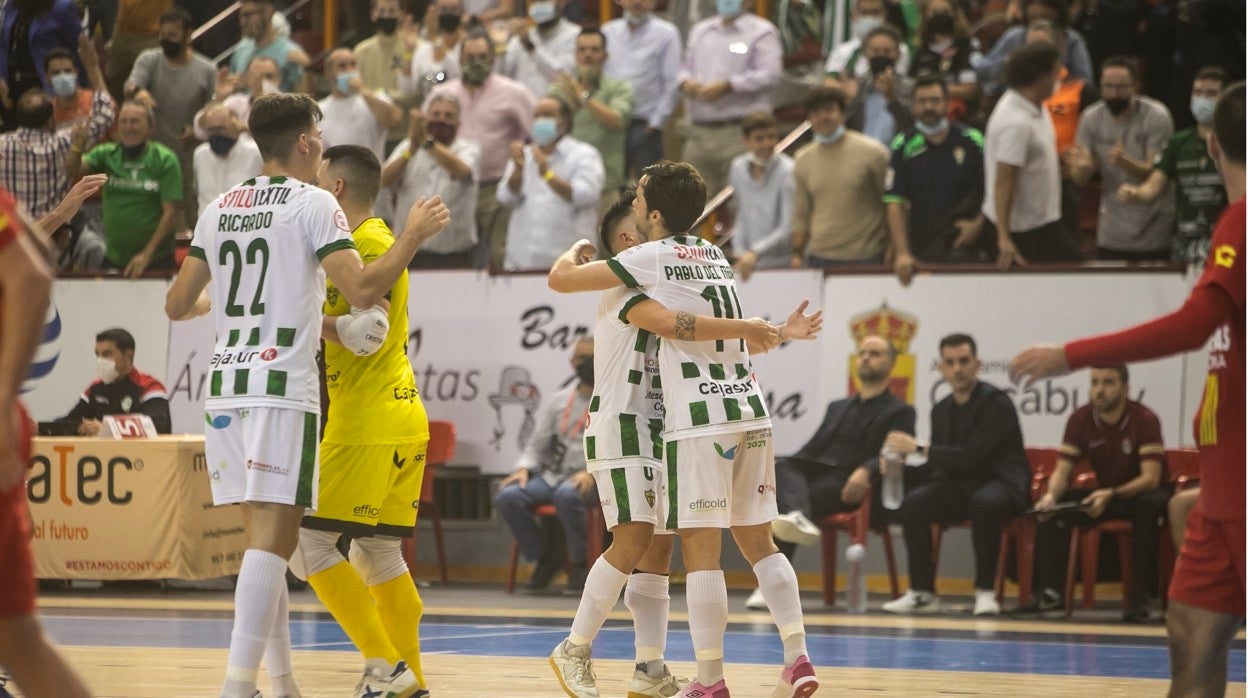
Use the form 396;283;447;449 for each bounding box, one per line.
494;337;597;594
1025;365;1169;622
382;98;480;269
1118;66;1229;269
499;95;603;270
744;334;915;610
792;87;890;267
354;0;412;102
727;111;793;280
37;172;107;272
193;55;283;142
601;0;682;179
1027;20;1096;156
426;32;534;269
1066;56;1175;261
887;75;986;285
56;328;171;435
978;0;1093;97
403;0;465;101
552;29;633;210
105;0;171;98
229;0;310;93
982;42;1078;268
81;100;181;276
678;0;783;197
48;35;111;128
462;0;513;25
824;0;911;99
846;25;913;147
193;103;262;212
881;333;1030;617
0;0;82;128
0;79;113;219
499;0;579;98
319;47;402;161
908;0;980;117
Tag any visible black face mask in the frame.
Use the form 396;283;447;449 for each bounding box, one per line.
926;11;954;35
15;98;52;129
1105;96;1131;115
575;357;594;386
375;17;398;34
868;54;895;75
437;13;461;33
160;39;183;59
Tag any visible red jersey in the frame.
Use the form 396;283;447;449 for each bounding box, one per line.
1060;401;1166;488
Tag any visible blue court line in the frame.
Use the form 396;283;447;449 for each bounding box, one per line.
39;614;1246;682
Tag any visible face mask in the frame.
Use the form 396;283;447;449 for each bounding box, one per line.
532;116;559;147
575;357;594;385
96;357;118;384
208;134;237;156
716;0;742;16
868;55;895;76
121;141;147;159
852;16;882;38
16;98;53;129
428;120;456;144
748;153;771;167
462;58;491;85
375;17;398;34
926;11;954;35
529;0;557;24
1104;96;1131;116
915;117;948;136
1191;95;1216;124
626;10;649;24
812;125;845;144
260;78;280;94
336;71;359;94
437;12;461;32
160;39;183;59
50;73;77;98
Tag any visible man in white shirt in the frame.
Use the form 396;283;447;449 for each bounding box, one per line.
193;104;264;213
499;0;580;98
498;96;604;270
602;0;683;177
318;47;403;161
823;0;911;99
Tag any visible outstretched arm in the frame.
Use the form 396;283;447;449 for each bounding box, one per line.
548;239;626;292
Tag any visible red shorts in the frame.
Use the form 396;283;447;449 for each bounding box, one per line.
0;480;35;618
1168;504;1246;617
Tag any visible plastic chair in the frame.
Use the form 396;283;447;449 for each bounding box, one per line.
402;420;454;584
817;486;900;606
506;501;606;594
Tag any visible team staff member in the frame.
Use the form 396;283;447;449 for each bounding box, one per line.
1010;82;1244;698
57;327;171;435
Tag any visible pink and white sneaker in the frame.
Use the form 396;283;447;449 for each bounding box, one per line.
770;655;819;698
677;680;730;698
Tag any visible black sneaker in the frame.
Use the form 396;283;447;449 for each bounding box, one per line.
562;562;589;595
525;557;563;593
1011;588;1063;616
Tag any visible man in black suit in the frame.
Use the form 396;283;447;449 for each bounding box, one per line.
881;333;1029;617
745;334;916;609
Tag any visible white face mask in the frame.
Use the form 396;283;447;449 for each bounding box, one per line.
97;357;118;384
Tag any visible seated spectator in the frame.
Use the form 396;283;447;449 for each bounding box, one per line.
402;0;465;101
824;0;912;100
1025;365;1169;622
881;333;1030;617
382;97;480;269
791;87;890;267
48;36;111;128
887;75;986;285
727;111;794;280
977;0;1093;98
498;95;603;270
908;0;981;118
0;0;83;129
56;328;171;436
193;55;283;142
745;334;915;609
500;0;580;99
82;100;182;276
229;0;310;93
320;47;402;162
494;338;596;594
1066;56;1175;261
846;25;913;147
1118;66;1228;269
193;104;263;212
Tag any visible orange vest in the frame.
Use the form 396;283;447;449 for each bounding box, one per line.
1044;68;1085;153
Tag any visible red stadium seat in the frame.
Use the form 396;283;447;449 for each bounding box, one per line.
402;420;454;584
817;485;900;606
506;502;605;594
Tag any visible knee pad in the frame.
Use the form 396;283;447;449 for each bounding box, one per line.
288;528;345;581
348;535;409;587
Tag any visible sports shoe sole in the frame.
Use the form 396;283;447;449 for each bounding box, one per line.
549;656;597;698
771;518;820;546
770;672;819;698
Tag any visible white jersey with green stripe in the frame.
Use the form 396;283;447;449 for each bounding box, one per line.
607;235;771;440
188;175;356;413
583;286;665;473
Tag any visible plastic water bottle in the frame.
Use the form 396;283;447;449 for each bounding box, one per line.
881;446;905;510
845;543;867;613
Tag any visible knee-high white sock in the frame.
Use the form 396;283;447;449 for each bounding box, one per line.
567;558;630;646
223;549;289;697
263;584;301;696
625;573;670;663
753;552;807;665
686;570;727;686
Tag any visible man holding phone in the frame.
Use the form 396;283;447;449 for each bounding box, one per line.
845;25;913;147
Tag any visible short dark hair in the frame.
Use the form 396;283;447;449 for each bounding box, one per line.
863;24;902;51
804;86;847;114
249;93;322;162
741;110;777;137
1195;66;1228;87
97;328;136;354
322;144;381;205
544;94;574;122
43;47;75;73
1213;81;1245;165
578;28;606;50
939;332;977;357
1099;55;1137;82
460;29;495;60
639;161;707;235
1004;42;1060;90
598;188;636;256
1092;364;1129;383
912;72;948;97
1025;0;1068;26
159;6;195;32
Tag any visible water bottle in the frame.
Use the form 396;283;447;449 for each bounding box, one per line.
881;446;905;510
844;543;867;613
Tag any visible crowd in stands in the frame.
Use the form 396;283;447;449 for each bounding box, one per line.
0;0;1240;279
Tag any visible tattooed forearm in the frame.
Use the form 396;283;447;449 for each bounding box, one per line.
674;311;696;340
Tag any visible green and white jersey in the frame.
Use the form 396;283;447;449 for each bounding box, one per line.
188;175;356;412
607;235;771;440
583;286;665;473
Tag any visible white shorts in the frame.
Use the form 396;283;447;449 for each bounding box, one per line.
667;428;777;529
204;407;320;509
592;462;672;534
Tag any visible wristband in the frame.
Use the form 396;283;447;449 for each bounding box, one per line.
543;169;555;182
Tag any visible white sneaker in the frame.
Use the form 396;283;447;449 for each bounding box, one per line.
882;590;941;615
745;587;768;611
550;640;600;697
354;660;421;698
771;511;821;546
973;589;1001;616
627;661;687;698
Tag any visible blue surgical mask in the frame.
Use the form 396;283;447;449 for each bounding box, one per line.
336;71;359;94
529;0;557;24
852;16;882;38
532;117;559;146
1191;95;1216;125
716;0;742;16
50;73;77;99
915;118;948;136
812;125;845;144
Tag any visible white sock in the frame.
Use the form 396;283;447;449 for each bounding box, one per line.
223;549;289;695
625;572;670;663
568;558;630;646
686;570;727;686
264;584;301;696
752;553;807;665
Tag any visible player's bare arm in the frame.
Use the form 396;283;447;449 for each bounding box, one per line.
322;197;449;308
0;228;52;488
164;256;213;321
548;239;626;292
626;301;778;350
